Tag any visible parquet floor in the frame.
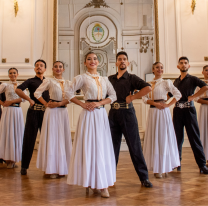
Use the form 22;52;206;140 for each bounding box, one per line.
1;148;208;206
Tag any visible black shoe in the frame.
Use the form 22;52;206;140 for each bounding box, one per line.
200;166;208;174
177;166;181;171
141;179;153;188
21;168;27;175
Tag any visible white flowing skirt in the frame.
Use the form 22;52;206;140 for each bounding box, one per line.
198;104;208;160
0;107;24;162
67;108;116;189
143;107;180;173
36;107;72;175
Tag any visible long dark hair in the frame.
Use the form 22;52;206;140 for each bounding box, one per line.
84;51;98;62
8;67;18;74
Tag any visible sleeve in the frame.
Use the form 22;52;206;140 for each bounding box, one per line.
165;79;182;101
194;87;200;102
131;74;151;90
0;83;7;94
21;89;28;102
103;77;117;103
194;76;207;88
142;93;150;104
34;79;50;99
17;79;30;91
65;75;84;101
64;80;72;103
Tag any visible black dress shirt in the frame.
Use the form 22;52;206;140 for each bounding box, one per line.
108;71;150;103
0;82;6;119
17;76;49;104
169;74;206;101
0;82;6;102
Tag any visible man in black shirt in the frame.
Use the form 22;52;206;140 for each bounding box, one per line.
0;82;6;166
16;59;49;175
170;56;208;173
108;51;153;187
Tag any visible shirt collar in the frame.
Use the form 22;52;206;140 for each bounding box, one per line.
152;77;163;83
178;73;190;81
113;71;129;79
35;76;45;80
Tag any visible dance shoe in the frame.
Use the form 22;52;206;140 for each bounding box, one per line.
101;189;110;198
20;168;27;175
199;166;208;174
7;163;15;169
86;187;100;194
141;179;153;188
177;166;181;171
50;174;58;179
154;173;162;178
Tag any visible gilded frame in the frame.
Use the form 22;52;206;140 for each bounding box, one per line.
53;0;160;63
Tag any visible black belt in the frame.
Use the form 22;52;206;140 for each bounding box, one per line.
175;101;194;109
111;102;133;109
50;99;66;108
30;103;46;111
150;99;165;108
9;103;20;107
201;98;208;100
86;99;104;109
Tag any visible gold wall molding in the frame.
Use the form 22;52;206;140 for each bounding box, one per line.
154;0;160;62
53;0;57;63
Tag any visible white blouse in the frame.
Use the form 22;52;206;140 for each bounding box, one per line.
0;82;26;101
194;80;208;102
142;78;181;104
65;72;117;104
34;78;71;102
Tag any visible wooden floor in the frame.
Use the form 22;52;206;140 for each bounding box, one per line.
1;148;208;206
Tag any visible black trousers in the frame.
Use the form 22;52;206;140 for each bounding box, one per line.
173;107;206;168
21;108;45;169
109;107;149;181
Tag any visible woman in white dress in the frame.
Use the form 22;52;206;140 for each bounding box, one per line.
143;62;181;178
34;61;72;179
0;68;26;168
194;65;208;162
66;52;117;198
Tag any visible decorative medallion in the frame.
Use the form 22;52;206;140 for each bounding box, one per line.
92;23;104;43
86;22;109;44
84;0;110;8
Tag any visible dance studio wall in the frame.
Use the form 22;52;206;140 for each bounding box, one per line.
158;0;208;77
0;0;53;79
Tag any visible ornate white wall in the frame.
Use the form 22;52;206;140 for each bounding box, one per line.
0;0;54;79
58;0;155;80
158;0;208;76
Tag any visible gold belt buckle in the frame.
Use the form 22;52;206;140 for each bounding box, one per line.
114;102;120;110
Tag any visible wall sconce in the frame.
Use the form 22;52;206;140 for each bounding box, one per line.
191;0;196;15
14;0;19;17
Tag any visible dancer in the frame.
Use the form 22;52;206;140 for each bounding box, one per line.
0;83;6;167
66;52;117;198
170;57;208;173
0;68;26;168
143;62;181;178
16;59;50;175
34;61;72;178
194;65;208;162
0;82;5;118
108;51;153;187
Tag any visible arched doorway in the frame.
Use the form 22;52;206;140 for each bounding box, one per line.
79;15;117;76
